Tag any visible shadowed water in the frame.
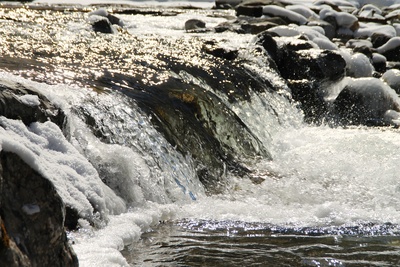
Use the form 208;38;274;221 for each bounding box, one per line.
125;220;400;267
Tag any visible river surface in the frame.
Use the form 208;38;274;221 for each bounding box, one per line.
1;2;400;266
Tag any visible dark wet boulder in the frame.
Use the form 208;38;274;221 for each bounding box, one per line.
235;0;284;17
371;32;391;48
241;20;278;34
120;79;269;193
236;4;263;17
97;57;274;193
372;53;386;74
288;80;328;124
0;81;65;127
214;20;246;33
185;19;206;32
0;151;78;267
106;13;124;27
202;41;239;60
214;17;285;34
90;16;114;33
88;8;124;33
333;78;400;125
260;37;346;82
377;37;400;62
256;31;346;123
240;17;285;34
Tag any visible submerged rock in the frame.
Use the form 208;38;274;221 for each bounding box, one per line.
101;73;270;193
0;151;78;266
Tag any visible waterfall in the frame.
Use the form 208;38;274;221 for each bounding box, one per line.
2;3;400;266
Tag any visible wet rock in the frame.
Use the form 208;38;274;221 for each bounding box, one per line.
0;151;78;267
90;16;114;33
215;17;285;34
377;37;400;62
88;8;124;33
202;41;239;60
372;53;386;73
240;17;284;34
333;78;400;125
236;5;263;17
371;32;391;48
0;81;65;127
98;58;273;193
185;19;206;32
288;80;328;124
215;0;243;9
256;31;346;123
307;19;336;40
214;20;246;33
320;8;359;38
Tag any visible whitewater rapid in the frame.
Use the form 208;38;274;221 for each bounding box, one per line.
6;69;400;266
2;1;400;266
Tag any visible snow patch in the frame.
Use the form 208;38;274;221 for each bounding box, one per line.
263;5;308;25
320;8;358;29
18;94;40;107
0;117;126;221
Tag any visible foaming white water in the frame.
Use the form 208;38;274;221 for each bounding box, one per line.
71;203;177;267
0;72;205;266
178;125;400;226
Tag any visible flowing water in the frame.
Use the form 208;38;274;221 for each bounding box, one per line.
1;3;400;266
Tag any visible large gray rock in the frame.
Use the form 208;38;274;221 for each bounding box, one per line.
0;151;78;267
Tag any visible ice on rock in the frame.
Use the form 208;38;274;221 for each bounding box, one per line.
346;53;374;78
263;5;308;25
285;5;319;19
355;24;396;39
377;37;400;54
346;39;373;48
393;23;400;36
0;117;126;221
320;8;358;30
89;8;109;17
267;25;301;37
382;69;400;93
18;94;40;107
384;109;400;125
315;0;356;8
357;4;384;20
268;25;338;50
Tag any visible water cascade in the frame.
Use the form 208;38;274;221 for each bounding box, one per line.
1;2;400;266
